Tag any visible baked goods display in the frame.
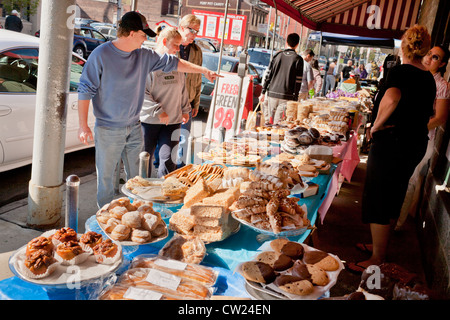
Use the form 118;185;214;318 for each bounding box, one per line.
196;140;264;167
169;185;241;243
96;197;168;245
12;228;122;281
230;162;310;236
237;239;343;300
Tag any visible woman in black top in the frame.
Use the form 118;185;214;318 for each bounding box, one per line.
348;25;436;273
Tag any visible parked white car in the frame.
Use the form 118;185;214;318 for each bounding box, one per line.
0;30;95;173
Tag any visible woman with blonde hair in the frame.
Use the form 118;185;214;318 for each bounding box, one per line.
348;25;436;273
140;27;191;177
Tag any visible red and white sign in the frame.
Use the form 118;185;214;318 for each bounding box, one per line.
192;10;247;46
204;72;253;142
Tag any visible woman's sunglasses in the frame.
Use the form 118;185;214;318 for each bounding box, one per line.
186;27;199;35
427;51;441;61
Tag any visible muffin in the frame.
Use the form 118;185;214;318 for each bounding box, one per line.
26;236;54;257
55;240;84;261
24;249;56;277
79;231;103;251
93;239;119;264
52;227;78;244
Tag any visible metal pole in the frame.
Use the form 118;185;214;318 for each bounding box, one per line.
265;7;271;49
117;0;122;24
207;0;230;143
139;151;150;178
65;175;80;232
27;0;76;228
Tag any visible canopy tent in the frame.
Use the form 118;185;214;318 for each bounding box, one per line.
308;31;395;49
260;0;422;40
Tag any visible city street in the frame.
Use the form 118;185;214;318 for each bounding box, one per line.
0;109;210;208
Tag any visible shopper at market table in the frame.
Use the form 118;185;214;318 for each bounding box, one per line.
340;59;353;83
347;25;436;274
358;64;368;79
259;33;304;124
176;14;203;168
140;27;190;178
298;49;315;101
311;59;323;97
77;11;219;208
396;44;450;231
322;58;337;95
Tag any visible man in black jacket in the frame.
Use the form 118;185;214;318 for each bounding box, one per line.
5;10;23;32
259;33;303;124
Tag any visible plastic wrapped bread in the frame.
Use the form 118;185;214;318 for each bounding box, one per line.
117;268;213;300
130;254;218;287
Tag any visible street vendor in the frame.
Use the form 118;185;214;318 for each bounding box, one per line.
77;11;219;208
140;27;191;178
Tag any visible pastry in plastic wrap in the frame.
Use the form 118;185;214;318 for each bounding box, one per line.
159;234;206;265
117;268;212;300
130;254;218;287
99;284;181;300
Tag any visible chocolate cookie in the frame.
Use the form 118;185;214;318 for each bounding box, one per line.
270;239;304;260
291;260;329;286
303;250;339;271
241;261;276;284
274;275;314;296
256;251;293;271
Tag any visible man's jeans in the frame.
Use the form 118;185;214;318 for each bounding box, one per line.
177;110;192;167
94;122;143;208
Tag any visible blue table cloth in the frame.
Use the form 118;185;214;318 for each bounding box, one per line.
0;162;335;300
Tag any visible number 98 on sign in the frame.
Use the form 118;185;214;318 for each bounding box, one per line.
214;107;235;130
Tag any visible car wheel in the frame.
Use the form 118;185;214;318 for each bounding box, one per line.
73;45;86;58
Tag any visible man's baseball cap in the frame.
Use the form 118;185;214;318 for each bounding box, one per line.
119;11;156;37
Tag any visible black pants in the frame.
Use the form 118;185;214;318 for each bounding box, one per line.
141;122;181;178
361;128;427;225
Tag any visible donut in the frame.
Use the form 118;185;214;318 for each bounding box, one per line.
142;213;160;232
107;197;130;210
130;229;152;244
121;211;142;229
105;218;122;233
109;206;128;220
110;224;131;241
274;275;314;296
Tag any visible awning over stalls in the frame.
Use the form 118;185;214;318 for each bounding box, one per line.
260;0;422;39
308;31;395;48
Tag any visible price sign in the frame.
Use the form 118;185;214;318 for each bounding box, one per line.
204;72;252;142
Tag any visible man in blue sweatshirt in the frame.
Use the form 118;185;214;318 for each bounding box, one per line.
77;11;219;208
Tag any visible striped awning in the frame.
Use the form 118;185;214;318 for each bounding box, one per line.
260;0;423;39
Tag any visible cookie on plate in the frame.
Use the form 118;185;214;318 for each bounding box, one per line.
256;251;293;271
270;238;304;260
291;260;329;286
241;261;276;284
274;275;314;296
303;250;340;271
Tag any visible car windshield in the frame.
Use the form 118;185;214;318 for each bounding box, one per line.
202;55;235;73
248;50;271;67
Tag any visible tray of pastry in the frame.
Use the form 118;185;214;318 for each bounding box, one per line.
9;228;122;287
96;197;169;246
122;176;184;204
236;239;344;300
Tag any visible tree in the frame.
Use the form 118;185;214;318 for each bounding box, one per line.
3;0;40;19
